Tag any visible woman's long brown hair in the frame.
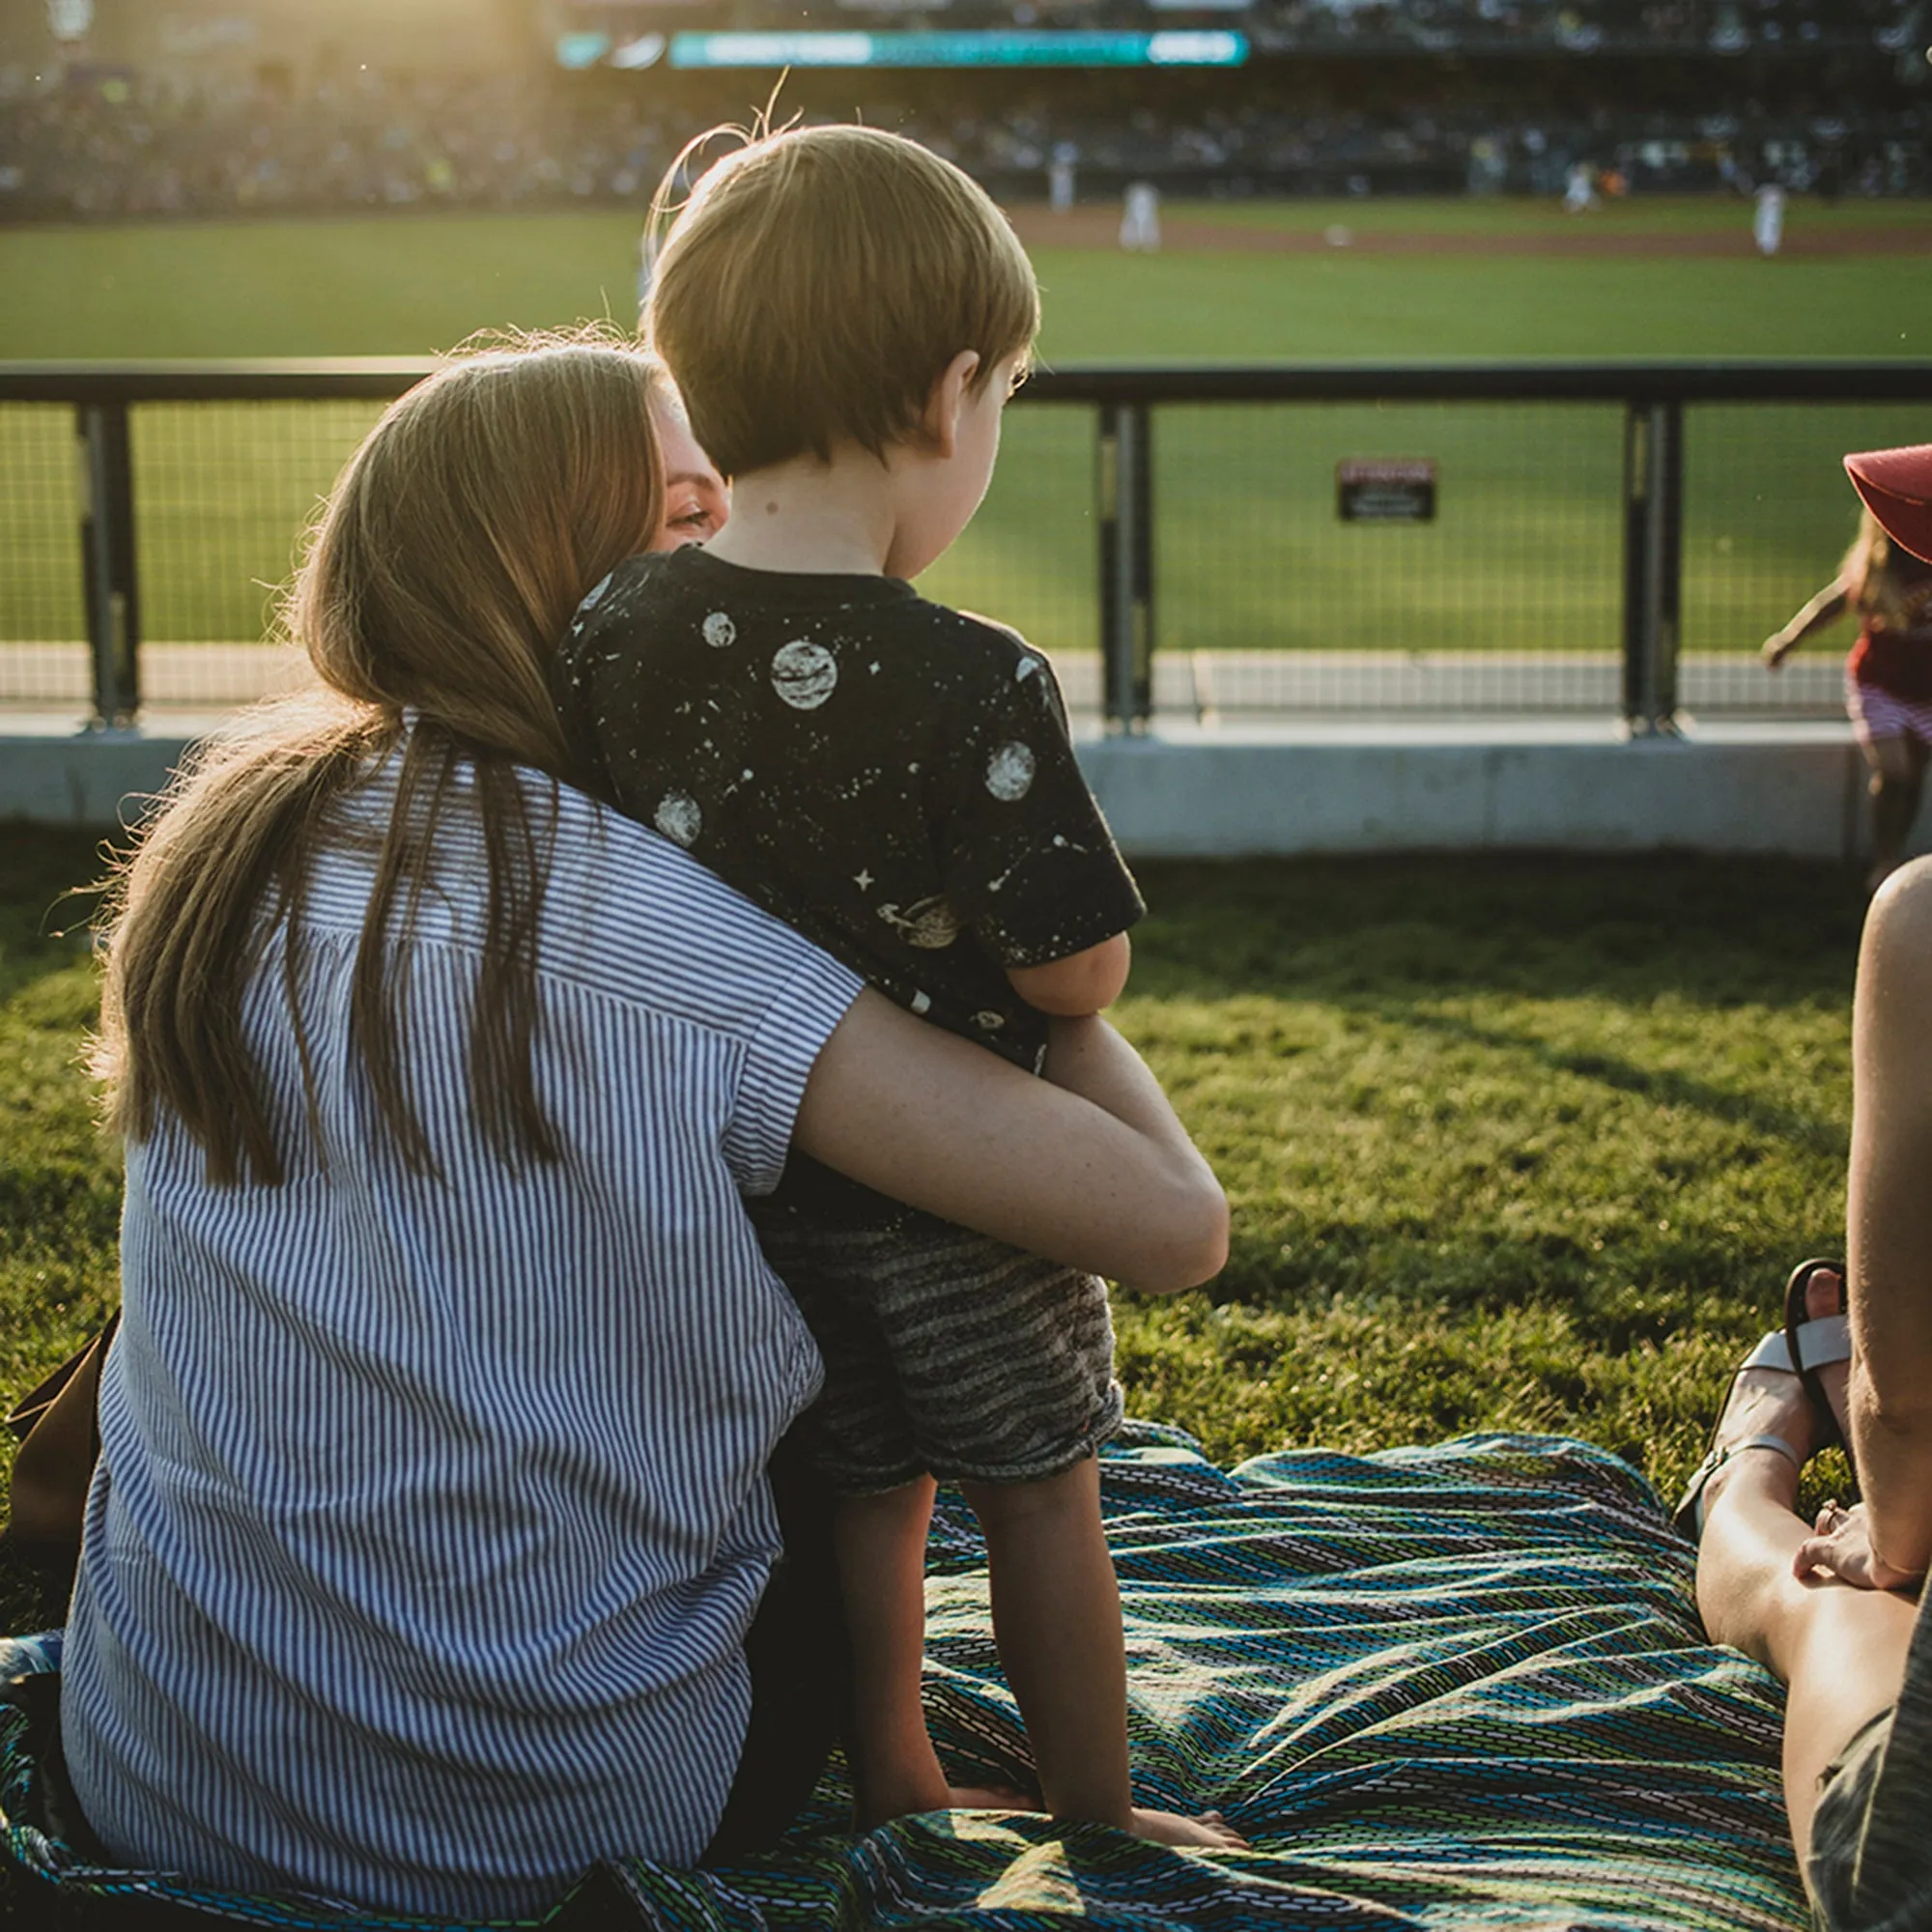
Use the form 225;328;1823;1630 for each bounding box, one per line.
95;331;665;1185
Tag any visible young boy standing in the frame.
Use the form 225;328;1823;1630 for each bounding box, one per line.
554;125;1236;1849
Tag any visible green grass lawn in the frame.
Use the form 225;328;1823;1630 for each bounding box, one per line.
3;200;1930;660
0;828;1863;1627
3;198;1927;361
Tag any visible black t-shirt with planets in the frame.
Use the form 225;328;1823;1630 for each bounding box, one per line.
554;544;1146;1226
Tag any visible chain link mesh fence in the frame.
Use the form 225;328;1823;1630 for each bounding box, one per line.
130;399;384;709
0;405;87;707
1680;400;1932;719
3;378;1928;724
1153;399;1624;717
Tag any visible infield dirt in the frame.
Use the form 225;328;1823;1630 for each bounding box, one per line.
1006;204;1932;258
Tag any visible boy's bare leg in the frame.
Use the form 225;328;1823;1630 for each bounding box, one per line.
960;1456;1245;1849
836;1476;952;1825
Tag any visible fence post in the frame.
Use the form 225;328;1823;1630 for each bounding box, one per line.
1621;398;1682;737
1096;401;1153;732
76;401;140;728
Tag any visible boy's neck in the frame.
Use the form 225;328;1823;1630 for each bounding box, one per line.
703;447;913;580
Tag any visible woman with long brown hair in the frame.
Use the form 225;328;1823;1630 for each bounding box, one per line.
54;333;1227;1920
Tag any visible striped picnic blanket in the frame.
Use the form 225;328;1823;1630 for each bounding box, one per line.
2;1427;1808;1930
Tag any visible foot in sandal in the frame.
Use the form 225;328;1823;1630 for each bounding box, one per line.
1674;1261;1852;1541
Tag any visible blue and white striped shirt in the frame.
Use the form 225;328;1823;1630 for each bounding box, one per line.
61;755;863;1919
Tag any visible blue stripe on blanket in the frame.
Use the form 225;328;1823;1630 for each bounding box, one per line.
1;1429;1807;1930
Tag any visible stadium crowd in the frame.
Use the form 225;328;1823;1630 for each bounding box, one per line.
0;60;1923;221
1237;0;1917;57
895;0;1924;55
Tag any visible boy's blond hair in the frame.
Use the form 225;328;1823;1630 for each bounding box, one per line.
647;124;1039;476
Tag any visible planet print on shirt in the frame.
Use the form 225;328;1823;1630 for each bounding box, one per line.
654;791;702;847
772;639;838;710
875;895;963;950
985;742;1037;802
702;611;737;650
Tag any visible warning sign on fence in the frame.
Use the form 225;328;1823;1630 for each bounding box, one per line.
1336;458;1437;523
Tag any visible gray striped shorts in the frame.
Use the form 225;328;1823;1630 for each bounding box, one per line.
1806;1583;1932;1930
755;1215;1124;1495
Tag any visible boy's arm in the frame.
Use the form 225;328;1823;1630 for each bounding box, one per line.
1006;932;1131;1016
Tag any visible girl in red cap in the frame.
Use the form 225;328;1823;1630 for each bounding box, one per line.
1765;446;1932;891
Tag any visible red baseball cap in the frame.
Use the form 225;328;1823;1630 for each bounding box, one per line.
1845;444;1932;563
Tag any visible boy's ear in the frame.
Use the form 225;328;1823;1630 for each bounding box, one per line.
919;351;982;460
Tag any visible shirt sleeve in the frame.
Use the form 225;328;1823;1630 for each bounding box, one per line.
721;946;866;1198
931;628;1145;969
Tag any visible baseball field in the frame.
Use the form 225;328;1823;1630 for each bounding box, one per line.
3;194;1930;668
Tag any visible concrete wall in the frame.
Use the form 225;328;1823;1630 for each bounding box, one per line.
3;718;1912;866
2;726;194;831
1078;723;1878;862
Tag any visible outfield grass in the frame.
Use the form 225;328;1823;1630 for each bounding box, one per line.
3;198;1928;361
3;200;1930;665
0;827;1863;1627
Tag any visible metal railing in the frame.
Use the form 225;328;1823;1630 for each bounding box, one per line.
7;358;1932;732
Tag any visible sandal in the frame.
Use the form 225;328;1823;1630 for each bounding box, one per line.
1671;1260;1857;1542
1781;1257;1857;1489
1672;1392;1803;1543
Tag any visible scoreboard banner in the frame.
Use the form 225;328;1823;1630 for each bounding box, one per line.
559;27;1248;66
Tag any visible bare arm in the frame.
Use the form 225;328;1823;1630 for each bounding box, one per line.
792;992;1227;1294
1846;857;1932;1580
1763;580;1850;668
1006;933;1131;1017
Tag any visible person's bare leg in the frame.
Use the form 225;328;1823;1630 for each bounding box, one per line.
1864;735;1924;894
836;1476;952;1826
961;1457;1245;1849
1693;1270;1920;1861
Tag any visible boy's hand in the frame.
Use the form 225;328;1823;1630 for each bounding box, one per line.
1007;934;1131;1017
